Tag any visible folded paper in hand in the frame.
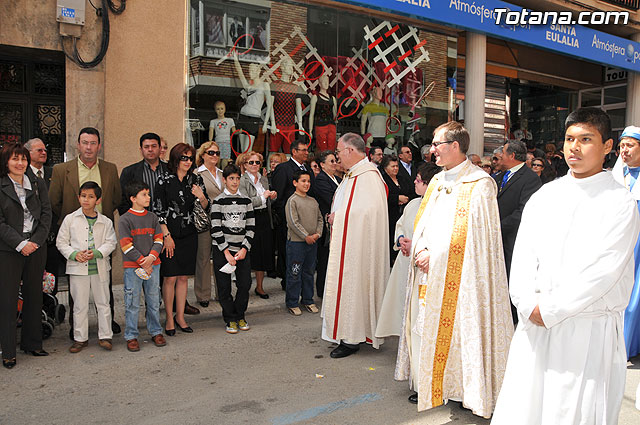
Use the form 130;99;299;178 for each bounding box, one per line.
220;263;236;274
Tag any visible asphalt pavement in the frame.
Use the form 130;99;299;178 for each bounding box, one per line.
1;276;639;424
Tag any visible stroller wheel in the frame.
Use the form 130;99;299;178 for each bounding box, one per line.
42;320;53;340
55;304;66;324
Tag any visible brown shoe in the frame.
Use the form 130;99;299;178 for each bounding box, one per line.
69;341;88;353
126;339;140;352
98;339;112;351
184;303;200;315
151;334;166;347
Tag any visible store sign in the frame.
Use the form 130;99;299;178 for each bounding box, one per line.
605;67;627;82
333;0;640;72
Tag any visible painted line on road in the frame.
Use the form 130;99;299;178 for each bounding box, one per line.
270;393;383;425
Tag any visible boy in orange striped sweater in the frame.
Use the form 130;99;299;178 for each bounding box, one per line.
118;181;166;352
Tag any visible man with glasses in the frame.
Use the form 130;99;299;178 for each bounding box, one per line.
492;140;541;290
25;138;52;188
49;127;123;335
118;133;169;215
368;146;383;166
271;140;316;289
321;133;389;359
395;121;513;416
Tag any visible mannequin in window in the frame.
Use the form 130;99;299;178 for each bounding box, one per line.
360;86;389;150
268;56;306;154
383;135;397;155
233;52;274;154
209;101;236;162
309;74;337;151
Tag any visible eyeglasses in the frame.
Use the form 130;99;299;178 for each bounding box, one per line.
206;150;220;156
335;147;351;155
80;141;99;147
247;160;261;165
294;147;309;152
33;148;47;153
492;157;499;161
180;155;194;162
326;159;336;164
432;140;455;147
532;163;544;167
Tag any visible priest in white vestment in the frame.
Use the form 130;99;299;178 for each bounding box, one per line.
492;108;640;425
376;162;440;338
395;121;514;418
321;133;389;358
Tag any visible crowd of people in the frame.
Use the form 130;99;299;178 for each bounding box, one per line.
1;108;640;422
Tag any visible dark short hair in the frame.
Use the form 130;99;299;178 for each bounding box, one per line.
433;121;470;153
77;127;101;144
368;146;383;159
318;150;336;165
79;181;102;199
565;107;612;143
125;180;149;200
380;154;398;170
167;143;196;174
0;143;30;177
139;132;161;148
292;169;311;182
291;139;308;152
416;162;440;183
223;163;241;179
504;140;527;162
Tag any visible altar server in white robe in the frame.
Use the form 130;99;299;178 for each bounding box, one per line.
376;162;439;338
492;108;640;425
321;133;389;358
395;121;514;418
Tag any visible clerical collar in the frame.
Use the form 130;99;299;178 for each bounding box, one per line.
443;159;468;181
348;157;368;172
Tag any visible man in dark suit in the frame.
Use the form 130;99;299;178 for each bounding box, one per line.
25;138;52;188
493;139;542;279
397;145;418;199
49;127;122;335
118;132;168;215
271;139;315;288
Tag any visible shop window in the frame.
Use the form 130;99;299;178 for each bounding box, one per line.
603;85;626;105
188;0;454;157
580;89;601;108
192;0;270;62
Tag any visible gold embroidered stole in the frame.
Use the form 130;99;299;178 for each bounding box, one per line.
430;180;477;407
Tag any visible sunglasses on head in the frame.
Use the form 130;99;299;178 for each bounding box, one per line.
180;155;194;162
247;160;261;165
206;150;220;156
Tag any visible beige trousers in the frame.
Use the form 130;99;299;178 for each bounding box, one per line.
70;274;113;342
195;230;217;301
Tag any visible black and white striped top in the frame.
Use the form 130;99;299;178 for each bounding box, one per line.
210;190;255;253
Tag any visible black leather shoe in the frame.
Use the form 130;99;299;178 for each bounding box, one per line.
184;303;200;315
111;320;121;334
174;316;193;333
24;349;49;357
2;358;16;369
198;301;209;308
330;344;359;359
408;393;418;404
165;327;176;336
254;288;269;299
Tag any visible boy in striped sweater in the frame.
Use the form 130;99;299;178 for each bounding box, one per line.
118;181;166;352
211;164;255;334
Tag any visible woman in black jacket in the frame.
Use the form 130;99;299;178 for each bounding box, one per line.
380;154;413;265
0;143;51;369
313;150;341;298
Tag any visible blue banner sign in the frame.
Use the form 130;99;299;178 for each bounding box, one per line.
333;0;640;72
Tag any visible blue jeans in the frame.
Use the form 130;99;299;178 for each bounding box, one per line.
285;240;317;308
123;265;162;340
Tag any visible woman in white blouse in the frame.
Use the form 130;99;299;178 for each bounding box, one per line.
194;141;225;307
239;152;277;299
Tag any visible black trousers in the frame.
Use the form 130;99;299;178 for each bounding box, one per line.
316;233;330;298
212;249;251;324
0;247;47;359
275;212;288;285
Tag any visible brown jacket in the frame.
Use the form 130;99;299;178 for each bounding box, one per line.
49;158;121;225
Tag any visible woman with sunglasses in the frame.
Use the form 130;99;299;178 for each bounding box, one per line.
531;157;556;184
314;150;341;298
239;152;276;298
154;143;209;335
193;141;225;308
